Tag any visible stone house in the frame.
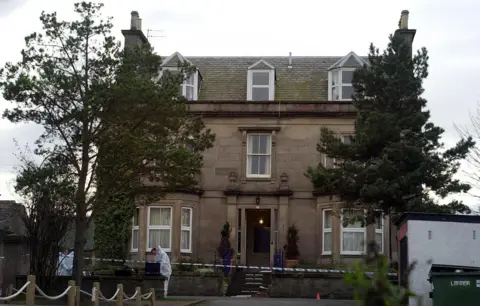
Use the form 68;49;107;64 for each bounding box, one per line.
0;201;29;294
125;10;416;266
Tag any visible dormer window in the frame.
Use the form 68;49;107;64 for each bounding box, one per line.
330;68;355;101
183;73;196;100
328;51;367;101
161;51;201;101
247;60;275;101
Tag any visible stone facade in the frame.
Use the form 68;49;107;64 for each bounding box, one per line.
123;10;414;266
130;105;397;265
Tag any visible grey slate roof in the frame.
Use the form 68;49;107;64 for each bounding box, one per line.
162;52;367;101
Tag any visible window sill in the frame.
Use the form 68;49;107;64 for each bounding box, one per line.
130;250;139;254
340;252;365;256
180;250;192;254
245;176;272;181
321;252;332;256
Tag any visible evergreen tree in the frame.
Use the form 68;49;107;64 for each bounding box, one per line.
306;33;474;222
0;2;214;283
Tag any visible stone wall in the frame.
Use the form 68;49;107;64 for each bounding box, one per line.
269;273;353;299
269;273;398;299
168;272;224;296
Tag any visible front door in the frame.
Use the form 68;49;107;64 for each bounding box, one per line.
246;209;271;267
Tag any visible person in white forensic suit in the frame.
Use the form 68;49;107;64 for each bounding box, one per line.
63;250;74;276
57;249;69;276
154;246;172;298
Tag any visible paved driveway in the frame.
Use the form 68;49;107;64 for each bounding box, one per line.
198;297;356;306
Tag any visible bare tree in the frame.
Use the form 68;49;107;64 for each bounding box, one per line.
456;104;480;199
15;154;75;292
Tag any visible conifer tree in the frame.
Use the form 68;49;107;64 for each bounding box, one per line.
306;32;474;222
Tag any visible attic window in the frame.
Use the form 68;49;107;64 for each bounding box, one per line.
162;68;199;101
247;59;275;101
183;73;195;100
330;68;355;101
161;52;200;101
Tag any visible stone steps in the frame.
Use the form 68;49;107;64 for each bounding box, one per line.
226;270;272;297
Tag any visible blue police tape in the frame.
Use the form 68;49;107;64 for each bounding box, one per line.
2;255;397;276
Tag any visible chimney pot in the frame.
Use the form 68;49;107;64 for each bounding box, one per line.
288;52;292;68
399;10;409;29
130;11;142;31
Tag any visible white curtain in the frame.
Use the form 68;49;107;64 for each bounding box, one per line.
181;208;191;227
181;208;192;251
148;229;170;249
132;229;139;249
323;232;332;252
150;208;171;226
342;232;364;252
181;230;190;250
375;232;383;251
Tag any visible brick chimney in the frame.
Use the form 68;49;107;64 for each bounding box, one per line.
121;11;149;49
394;10;416;57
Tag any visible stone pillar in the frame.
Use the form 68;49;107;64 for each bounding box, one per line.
278;196;289;251
270;208;276;266
171;200;182;260
240;208;247;265
226;196;237;261
331;202;341;262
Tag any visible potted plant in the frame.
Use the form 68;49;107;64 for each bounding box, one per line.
284;224;300;267
217;222;234;275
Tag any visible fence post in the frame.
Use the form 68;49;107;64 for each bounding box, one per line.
5;284;13;304
67;280;76;306
93;282;100;306
25;275;35;306
75;286;80;306
135;287;141;306
115;284;123;306
150;288;155;306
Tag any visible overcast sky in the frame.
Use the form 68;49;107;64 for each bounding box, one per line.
0;0;479;206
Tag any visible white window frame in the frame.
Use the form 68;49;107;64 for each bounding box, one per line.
180;207;193;253
131;207;140;252
328;68;356;101
322;209;333;255
246;133;272;178
340;209;366;255
375;214;385;254
324;135;352;168
147;206;173;252
161;68;199;101
247;69;275;101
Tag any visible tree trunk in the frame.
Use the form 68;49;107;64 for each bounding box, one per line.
72;203;86;285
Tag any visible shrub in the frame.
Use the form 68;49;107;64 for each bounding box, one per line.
344;241;419;306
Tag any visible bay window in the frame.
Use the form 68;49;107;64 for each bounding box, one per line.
341;209;366;255
375;215;384;253
180;207;193;253
323;209;333;254
131;207;139;252
147;206;172;252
